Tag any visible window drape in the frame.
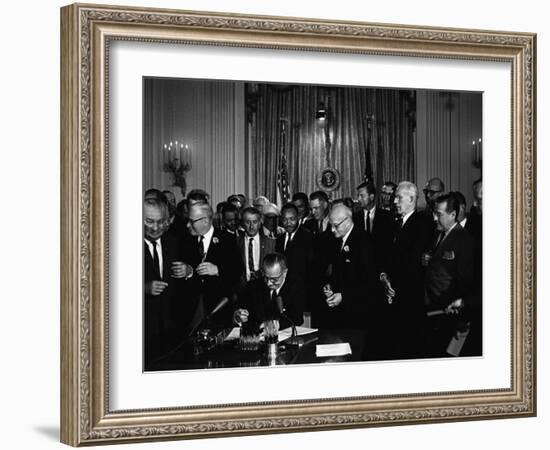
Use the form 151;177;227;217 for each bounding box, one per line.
247;84;416;201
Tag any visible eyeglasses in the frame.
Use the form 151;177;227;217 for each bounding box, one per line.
189;216;207;225
263;272;284;283
423;189;442;195
330;217;349;230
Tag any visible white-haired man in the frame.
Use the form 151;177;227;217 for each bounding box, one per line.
181;201;243;331
319;204;377;331
379;181;433;359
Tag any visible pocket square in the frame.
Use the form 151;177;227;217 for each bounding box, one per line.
442;250;455;260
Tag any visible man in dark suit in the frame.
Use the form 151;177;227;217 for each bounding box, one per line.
237;207;276;287
423;194;475;357
353;181;394;274
380;181;397;213
143;198;193;369
219;202;240;241
233;252;304;330
304;191;337;325
450;190;482;357
380;181;433;359
319;204;377;331
181;201;243;333
276;203;314;283
292;192;310;227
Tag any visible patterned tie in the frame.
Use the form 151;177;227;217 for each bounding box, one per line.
248;237;255;277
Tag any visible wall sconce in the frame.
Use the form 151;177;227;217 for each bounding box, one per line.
472;137;482;169
164;140;191;195
315;103;328;128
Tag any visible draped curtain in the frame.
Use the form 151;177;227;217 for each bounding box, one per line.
247;84;416;202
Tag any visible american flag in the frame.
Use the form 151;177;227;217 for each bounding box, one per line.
276;119;291;207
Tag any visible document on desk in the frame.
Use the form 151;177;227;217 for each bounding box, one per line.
278;326;317;341
225;326;318;342
315;343;352;357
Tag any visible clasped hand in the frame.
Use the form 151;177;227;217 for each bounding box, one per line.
323;284;343;308
196;262;219;276
233;308;249;325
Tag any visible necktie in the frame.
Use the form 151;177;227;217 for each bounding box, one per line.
284;232;291;251
366;210;371;234
434;231;445;250
149;239;161;279
318;220;323;234
397;216;404;229
198;235;205;261
248;237;255;276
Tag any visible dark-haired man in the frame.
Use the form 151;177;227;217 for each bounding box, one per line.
380;181;397;212
276;203;314;285
292;192;310;226
422;193;475;357
353;181;394;273
237;207;276;287
304;191;330;236
220;202;240;239
233;252;304;330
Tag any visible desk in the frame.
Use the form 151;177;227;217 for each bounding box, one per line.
147;328;366;371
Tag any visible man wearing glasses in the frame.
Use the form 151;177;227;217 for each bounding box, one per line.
233;252;304;330
318;204;377;331
182;201;243;331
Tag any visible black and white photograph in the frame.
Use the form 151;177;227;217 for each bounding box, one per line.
142;79;483;371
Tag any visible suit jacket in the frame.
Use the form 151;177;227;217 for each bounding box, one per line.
237;274;305;330
275;227;314;283
180;227;243;327
236;232;276;285
425;224;475;310
319;225;377;329
143;234;182;364
353;207;395;273
387;210;433;310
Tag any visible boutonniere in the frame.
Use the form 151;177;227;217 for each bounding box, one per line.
212;237;219;244
343;245;350;252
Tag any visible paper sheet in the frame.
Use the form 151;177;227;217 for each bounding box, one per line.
315;343;352;357
278;326;317;341
225;326;318;342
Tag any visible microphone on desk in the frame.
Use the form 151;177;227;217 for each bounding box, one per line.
188;296;230;337
275;296;297;339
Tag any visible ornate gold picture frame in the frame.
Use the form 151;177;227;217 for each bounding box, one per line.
60;3;536;446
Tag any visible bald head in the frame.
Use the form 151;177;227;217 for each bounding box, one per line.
424;177;445;210
329;204;353;238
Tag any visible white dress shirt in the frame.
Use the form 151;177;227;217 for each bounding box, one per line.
144;237;164;278
363;207;376;231
200;225;215;257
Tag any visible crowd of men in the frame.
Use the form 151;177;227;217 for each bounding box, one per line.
143;177;483;368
